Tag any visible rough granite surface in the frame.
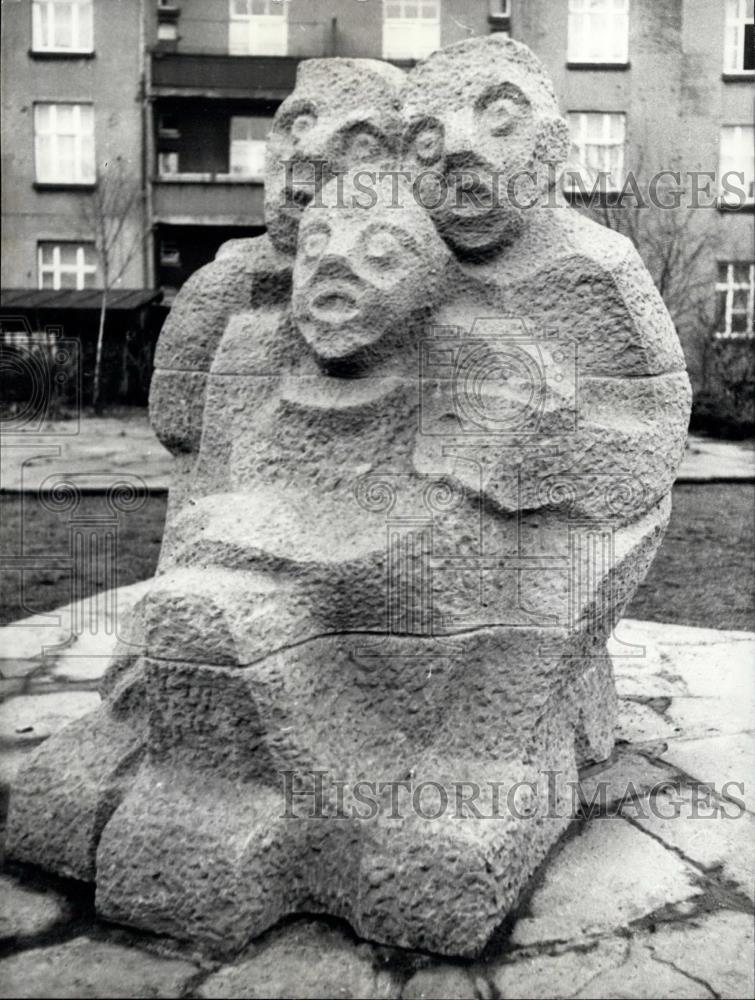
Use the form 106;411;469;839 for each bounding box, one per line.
5;37;692;958
0;600;752;998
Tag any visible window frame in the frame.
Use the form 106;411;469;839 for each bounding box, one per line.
567;0;630;66
716;262;755;339
723;0;755;74
719;124;755;208
228;115;269;179
228;0;288;56
38;241;98;291
158;151;180;176
31;0;94;55
159;239;182;268
157;21;179;41
565;111;627;194
34;102;96;186
382;0;441;61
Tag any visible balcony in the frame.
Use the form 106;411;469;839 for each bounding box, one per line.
150;22;337;100
152;175;265;226
151;52;300;99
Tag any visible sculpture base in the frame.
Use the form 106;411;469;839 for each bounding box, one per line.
7;627;616;957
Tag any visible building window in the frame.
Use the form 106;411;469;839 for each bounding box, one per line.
158;151;180;176
34;103;95;185
567;0;629;65
720;125;755;207
724;0;755;72
159;240;181;267
229;116;269;178
1;328;58;355
32;0;93;53
157;21;178;41
38;243;98;290
158;114;181;139
716;263;755;339
383;0;441;61
565;112;626;192
229;0;287;56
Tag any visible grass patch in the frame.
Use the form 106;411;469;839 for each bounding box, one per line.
628;483;754;631
0;492;166;625
0;485;752;631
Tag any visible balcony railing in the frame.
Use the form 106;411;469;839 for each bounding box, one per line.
151;51;300;98
152;175;265;227
150;20;337;98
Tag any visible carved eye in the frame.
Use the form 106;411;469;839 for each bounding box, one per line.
410;123;443;164
291;112;316;138
364;228;402;265
342;128;386;164
300;227;329;259
481;98;520;137
477;84;530;138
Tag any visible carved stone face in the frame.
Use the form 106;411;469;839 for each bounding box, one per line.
292;176;449;366
402;37;569;257
265;59;405;255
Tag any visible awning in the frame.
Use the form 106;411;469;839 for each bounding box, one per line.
0;289;164;311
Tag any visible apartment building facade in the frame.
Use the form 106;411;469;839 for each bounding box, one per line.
2;0;753;367
0;0;162;405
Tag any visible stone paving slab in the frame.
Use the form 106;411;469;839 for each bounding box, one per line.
509;820;703;948
0;876;69;941
196;921;397;999
0;937;200;1000
2;420;753;493
0;588;752;998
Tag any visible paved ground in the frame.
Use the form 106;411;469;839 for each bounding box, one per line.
0;588;753;999
2;414;754;491
0;414;173;492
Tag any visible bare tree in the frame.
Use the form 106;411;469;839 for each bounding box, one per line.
80;157;148;413
588;194;720;390
568;151;722;392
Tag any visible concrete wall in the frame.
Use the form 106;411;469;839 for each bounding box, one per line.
1;0;146;289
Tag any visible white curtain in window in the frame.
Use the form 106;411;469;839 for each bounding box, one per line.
383;0;441;60
32;0;93;52
35;103;95;184
567;112;626;191
229;116;269;177
567;0;629;64
229;0;288;55
720;125;755;205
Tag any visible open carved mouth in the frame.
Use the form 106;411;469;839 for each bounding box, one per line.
447;179;497;220
310;285;361;324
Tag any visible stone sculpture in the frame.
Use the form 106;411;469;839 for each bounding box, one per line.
6;37;691;957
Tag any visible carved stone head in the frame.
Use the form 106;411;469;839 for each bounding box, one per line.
402;36;570;257
291;173;450;369
265;58;405;254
